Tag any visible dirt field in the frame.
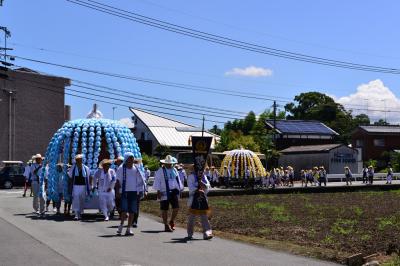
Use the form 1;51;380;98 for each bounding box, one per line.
141;190;400;264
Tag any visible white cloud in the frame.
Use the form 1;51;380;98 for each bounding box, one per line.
225;66;273;77
335;79;400;123
120;117;135;129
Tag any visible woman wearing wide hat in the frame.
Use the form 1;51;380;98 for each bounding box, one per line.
153;155;184;232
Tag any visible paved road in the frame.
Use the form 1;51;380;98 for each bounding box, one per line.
0;189;338;266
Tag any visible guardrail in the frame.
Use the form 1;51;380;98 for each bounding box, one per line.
327;173;399;182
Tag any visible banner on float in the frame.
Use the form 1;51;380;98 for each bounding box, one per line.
191;136;213;174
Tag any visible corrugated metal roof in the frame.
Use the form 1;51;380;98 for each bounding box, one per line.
265;119;338;135
131;108;192;128
280;144;344;153
360;126;400;134
130;108;219;148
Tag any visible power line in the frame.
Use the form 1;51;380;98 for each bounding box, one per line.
11;63;250;116
136;0;400;62
7;54;288;102
72;80;247;115
13;76;227;124
12;74;242;120
65;0;400;74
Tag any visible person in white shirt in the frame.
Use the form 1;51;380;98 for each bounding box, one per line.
387;165;393;184
177;165;187;187
210;166;219;187
115;152;146;236
153;155;183;232
144;166;151;183
94;159;116;221
222;165;231;188
30;154;46;216
68;154;93;221
52;163;65;215
187;170;213;240
23;159;33;197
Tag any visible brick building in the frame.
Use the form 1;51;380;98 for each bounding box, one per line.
0;67;70;162
352;125;400;164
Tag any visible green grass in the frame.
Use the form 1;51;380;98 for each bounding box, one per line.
331;219;357;235
254;203;291;222
378;216;398;231
353;206;363;216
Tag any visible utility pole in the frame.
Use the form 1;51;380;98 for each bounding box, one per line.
382;99;387;123
0;26;11;65
112;106;117;120
272;101;277;145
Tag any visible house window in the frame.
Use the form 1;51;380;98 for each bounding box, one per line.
373;139;385;147
356;139;363;147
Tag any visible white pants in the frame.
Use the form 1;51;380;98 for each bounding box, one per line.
32;181;46;213
72;185;86;215
387;174;393;183
99;191;115;218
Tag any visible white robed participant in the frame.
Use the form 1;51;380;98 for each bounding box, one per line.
68;154;93;220
94;159;116;221
30;154;46;216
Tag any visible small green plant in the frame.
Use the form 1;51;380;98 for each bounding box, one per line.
353;207;363;217
331;219;357;235
253;203;291;222
360;234;371;241
378;216;397;231
322;235;335;245
259;228;271;234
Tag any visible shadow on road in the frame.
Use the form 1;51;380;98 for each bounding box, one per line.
141;230;165;234
164;237;201;244
99;234;134;238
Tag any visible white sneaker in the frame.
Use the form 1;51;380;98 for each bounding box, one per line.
73;215;79;221
104;216;109;221
117;224;123;235
53;208;57;212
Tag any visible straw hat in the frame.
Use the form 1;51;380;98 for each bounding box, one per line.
160;155;178;165
75;154;84;159
99;159;112;168
33;154;43;160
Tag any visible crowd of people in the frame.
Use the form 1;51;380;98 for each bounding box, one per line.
197;164;395;189
21;153;212;239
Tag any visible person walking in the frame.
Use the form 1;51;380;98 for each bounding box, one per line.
344;166;353;185
319;166;327;187
23;159;33;197
387;165;393;184
367;165;374;185
31;154;46;216
222;165;231;188
68;154;93;221
52;163;65;215
177;165;187;187
187;170;213;240
362;166;368;184
153;155;183;232
116;153;146;235
210;166;219;188
287;166;294;187
300;170;306;187
94;159;116;221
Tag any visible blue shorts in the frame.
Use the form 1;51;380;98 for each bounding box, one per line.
121;191;138;214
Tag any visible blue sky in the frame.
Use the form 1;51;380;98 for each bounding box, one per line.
1;0;400;127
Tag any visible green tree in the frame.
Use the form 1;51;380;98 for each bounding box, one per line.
209;125;222;135
352;114;370;127
374;119;390;126
142;153;160;171
242;111;256;135
226;131;260;151
285;92;354;143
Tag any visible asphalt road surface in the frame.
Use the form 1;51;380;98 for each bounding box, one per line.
0;189;338;266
